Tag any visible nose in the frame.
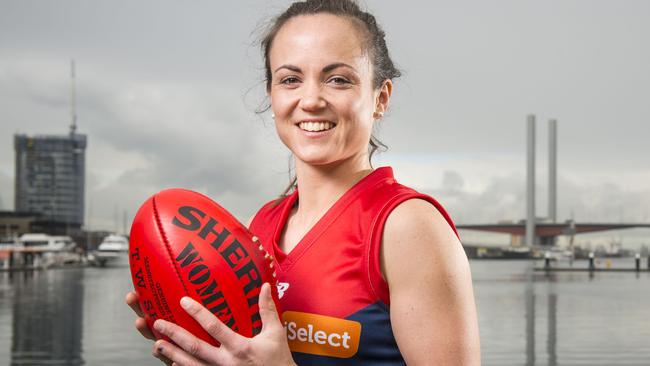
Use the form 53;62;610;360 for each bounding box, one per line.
298;82;327;112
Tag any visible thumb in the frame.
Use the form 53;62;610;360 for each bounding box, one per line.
259;282;281;333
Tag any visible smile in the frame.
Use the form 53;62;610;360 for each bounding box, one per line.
297;121;336;132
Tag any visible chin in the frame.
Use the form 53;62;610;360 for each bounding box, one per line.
295;155;335;166
295;152;360;169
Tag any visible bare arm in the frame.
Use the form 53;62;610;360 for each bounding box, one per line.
382;199;481;365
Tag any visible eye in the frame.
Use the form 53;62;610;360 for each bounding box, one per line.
328;76;350;85
280;76;300;85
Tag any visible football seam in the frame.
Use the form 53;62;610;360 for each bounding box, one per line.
152;195;191;298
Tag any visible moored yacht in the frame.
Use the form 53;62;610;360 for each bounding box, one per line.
17;233;80;267
91;234;129;267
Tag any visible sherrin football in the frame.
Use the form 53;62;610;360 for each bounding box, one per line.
128;188;279;345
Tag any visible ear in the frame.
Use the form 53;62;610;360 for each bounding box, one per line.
373;79;393;119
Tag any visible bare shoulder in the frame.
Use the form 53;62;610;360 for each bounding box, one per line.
382;198;463;279
384;198;458;242
381;198;481;365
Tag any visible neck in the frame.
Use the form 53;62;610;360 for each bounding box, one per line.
293;153;373;222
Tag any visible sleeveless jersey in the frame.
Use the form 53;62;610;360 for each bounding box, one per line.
249;167;458;365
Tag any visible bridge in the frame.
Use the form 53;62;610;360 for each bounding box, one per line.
457;221;650;246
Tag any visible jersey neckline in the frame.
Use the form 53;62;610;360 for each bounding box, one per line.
271;166;395;271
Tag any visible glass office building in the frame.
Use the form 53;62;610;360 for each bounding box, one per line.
14;133;87;231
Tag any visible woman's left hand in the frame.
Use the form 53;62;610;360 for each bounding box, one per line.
152;282;296;366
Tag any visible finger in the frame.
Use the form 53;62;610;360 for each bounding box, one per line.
179;297;239;349
153;339;206;366
259;282;281;333
153;319;222;364
152;344;173;366
135;317;156;340
154;352;173;366
125;291;144;317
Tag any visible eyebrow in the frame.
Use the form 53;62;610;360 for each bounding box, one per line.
274;62;357;74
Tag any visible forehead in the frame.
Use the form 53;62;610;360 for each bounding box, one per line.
269;13;369;70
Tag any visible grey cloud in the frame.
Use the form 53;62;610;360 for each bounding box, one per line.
1;0;648;231
429;171;525;224
559;179;650;223
1;55;289;229
78;77;289;225
441;170;465;193
427;170;650;225
373;0;650;171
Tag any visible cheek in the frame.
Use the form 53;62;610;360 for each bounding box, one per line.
274;119;291;147
340;95;374;132
270;90;296;118
273;122;293;150
330;92;366;119
272;118;298;154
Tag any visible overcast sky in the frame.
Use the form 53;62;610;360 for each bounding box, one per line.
0;0;648;243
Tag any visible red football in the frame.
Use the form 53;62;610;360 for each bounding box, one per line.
128;188;279;345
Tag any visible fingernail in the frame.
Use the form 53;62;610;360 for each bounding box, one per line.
154;340;165;354
180;297;192;309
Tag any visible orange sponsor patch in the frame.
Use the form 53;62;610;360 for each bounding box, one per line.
282;311;362;358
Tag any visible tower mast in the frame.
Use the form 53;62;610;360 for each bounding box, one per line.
70;59;77;136
526;114;536;246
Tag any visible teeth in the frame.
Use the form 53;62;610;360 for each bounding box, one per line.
298;121;335;132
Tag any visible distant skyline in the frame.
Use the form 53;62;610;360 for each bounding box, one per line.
1;1;648;241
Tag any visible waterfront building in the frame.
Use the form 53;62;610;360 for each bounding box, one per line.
14;133;87;234
0;211;43;238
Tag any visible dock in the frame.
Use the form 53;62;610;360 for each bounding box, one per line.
535;254;650;273
0;246;84;271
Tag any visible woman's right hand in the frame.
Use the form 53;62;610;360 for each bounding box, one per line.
125;291;173;365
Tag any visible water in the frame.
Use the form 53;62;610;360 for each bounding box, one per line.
0;260;648;365
474;260;650;365
0;266;155;365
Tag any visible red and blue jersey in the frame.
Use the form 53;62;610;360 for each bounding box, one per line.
250;167;458;365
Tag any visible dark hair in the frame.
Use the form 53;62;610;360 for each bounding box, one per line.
260;0;400;196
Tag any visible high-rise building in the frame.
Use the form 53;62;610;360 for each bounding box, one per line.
14;133;87;232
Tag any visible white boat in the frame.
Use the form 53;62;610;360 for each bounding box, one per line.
20;234;76;250
543;247;575;262
91;234;129;267
17;233;81;267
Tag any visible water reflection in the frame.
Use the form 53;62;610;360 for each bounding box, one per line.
525;267;535;366
525;266;559;365
547;293;557;366
10;270;84;365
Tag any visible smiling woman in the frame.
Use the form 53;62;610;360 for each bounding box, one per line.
126;1;480;365
269;13;383;178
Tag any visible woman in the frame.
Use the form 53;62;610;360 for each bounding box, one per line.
126;1;481;364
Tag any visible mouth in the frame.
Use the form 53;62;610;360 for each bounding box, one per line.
296;121;337;132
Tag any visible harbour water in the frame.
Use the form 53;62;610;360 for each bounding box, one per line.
0;259;648;365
